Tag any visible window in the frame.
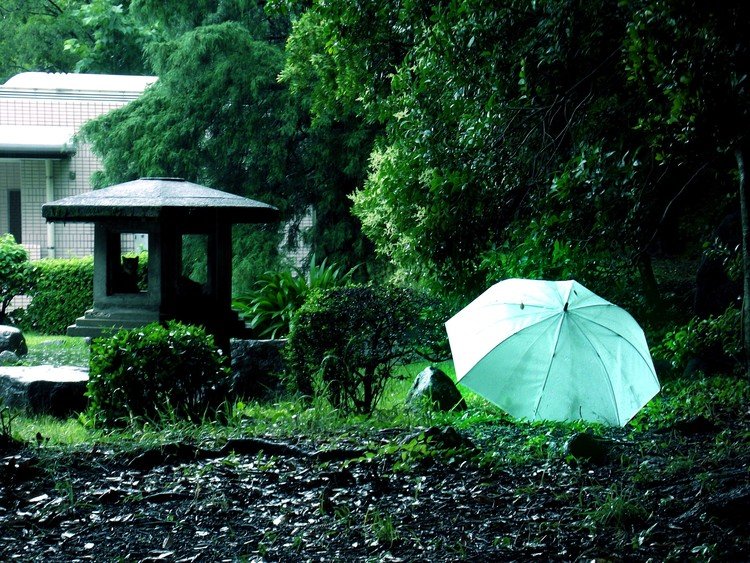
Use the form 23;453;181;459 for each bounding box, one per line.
108;232;147;294
7;190;21;243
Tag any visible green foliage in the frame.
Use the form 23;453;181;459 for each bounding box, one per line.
0;234;32;324
632;373;750;430
279;7;380;274
82;20;292;193
233;256;357;339
81;16;299;278
655;306;743;375
287;0;748;308
231;225;286;296
0;0;81;82
86;321;229;426
62;0;151;74
624;0;749;155
16;257;93;335
329;0;651;296
284;284;450;414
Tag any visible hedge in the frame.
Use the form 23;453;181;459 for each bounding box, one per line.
18;257;94;335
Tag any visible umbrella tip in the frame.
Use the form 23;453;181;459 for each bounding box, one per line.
564;302;569;312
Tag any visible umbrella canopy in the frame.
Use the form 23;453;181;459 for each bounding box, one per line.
445;279;660;426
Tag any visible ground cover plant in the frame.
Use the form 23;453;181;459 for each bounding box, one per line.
2;344;749;561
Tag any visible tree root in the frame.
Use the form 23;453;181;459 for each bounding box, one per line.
126;438;367;470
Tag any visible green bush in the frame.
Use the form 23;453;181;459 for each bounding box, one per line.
86;321;229;425
284;284;450;414
17;257;94;334
233;256;356;339
655;306;743;376
0;234;32;324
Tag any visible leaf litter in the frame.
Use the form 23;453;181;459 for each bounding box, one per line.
0;415;748;562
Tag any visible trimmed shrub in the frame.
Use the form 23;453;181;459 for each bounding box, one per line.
86;321;229;425
17;257;94;334
284;284;450;414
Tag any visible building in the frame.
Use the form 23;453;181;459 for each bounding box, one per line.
0;72;157;260
0;71;313;273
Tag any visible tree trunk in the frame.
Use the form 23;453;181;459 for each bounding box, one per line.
736;143;750;377
637;252;661;313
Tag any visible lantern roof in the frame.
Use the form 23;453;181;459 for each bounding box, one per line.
42;177;279;223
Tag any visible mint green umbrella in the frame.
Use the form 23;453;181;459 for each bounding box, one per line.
446;279;660;426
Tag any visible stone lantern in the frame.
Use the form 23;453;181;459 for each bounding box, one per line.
42;177;279;350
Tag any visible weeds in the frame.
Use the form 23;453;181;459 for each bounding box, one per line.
584;486;649;530
1;404;14;444
364;507;400;546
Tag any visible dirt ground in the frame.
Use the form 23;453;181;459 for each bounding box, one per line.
1;417;748;562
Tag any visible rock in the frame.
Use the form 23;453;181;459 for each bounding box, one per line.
0;350;20;366
230;338;286;400
0;365;88;416
401;425;476;450
565;432;611;465
670;415;718;435
694;212;741;318
706;485;750;520
406;366;466;412
0;325;27;356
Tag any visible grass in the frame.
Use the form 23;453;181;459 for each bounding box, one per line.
13;415;90;445
7;332;750;473
22;333;89;367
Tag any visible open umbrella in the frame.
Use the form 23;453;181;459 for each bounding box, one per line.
445;279;660;426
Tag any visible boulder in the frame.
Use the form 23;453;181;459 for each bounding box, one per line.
0;350;20;366
565;432;612;465
401;425;476;450
230;338;286;400
0;325;27;356
694;212;741;318
406;366;466;412
0;365;88;416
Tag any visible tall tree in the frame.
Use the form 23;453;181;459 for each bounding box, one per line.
279;6;382;274
625;0;750;368
0;0;81;81
283;0;748;316
81;17;294;289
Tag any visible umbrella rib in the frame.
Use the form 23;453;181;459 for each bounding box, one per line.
570;313;658;384
567;314;621;424
532;313;567;420
533;281;575;420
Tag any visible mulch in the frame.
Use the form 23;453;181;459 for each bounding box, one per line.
1;418;748;562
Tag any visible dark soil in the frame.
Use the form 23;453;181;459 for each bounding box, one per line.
1;417;748;562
